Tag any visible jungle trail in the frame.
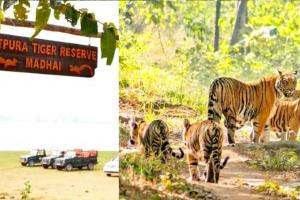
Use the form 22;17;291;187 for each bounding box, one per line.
0;38;97;72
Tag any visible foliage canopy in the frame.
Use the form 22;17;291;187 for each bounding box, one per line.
120;1;300;115
0;0;118;65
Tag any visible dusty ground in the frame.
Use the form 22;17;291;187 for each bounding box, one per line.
0;151;118;200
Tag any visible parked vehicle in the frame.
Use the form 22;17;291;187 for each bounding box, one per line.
55;149;98;171
20;149;47;167
42;150;65;169
103;156;119;176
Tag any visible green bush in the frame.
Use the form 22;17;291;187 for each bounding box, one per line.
120;153;182;182
20;181;33;200
248;150;299;171
256;180;299;199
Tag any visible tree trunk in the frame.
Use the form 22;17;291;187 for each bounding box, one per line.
214;0;221;52
230;0;247;45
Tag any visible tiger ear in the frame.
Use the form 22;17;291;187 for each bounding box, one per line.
129;117;138;129
293;70;297;75
183;119;190;130
277;69;283;77
131;122;137;129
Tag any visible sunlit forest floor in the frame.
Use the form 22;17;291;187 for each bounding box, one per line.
120;98;300;200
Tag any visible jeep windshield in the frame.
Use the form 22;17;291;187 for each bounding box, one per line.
29;150;38;155
65;151;76;158
51;150;62;157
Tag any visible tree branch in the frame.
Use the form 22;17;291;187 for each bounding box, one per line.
2;17;103;38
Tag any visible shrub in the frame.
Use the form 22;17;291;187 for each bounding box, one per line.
247;149;298;171
120;153;182;182
256;180;299;199
20;181;33;200
260;150;298;171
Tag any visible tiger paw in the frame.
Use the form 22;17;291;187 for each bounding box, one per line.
226;143;235;147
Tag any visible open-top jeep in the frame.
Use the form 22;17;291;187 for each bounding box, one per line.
42;150;65;169
55;149;98;171
20;149;47;167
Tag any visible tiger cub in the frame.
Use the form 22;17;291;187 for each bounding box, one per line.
207;70;297;144
182;119;229;183
129;119;184;162
269;99;300;141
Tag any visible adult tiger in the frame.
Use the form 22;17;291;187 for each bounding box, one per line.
268;99;300;141
128;119;184;162
182;119;229;183
208;70;297;144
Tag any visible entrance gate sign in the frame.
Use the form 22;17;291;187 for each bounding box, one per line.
0;33;98;78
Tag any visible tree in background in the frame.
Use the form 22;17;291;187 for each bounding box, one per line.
120;1;300;115
230;0;248;45
214;0;221;52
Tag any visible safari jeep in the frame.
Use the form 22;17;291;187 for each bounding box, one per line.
20;149;47;167
54;149;98;171
42;150;65;169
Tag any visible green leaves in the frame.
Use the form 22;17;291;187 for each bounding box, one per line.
31;0;51;39
0;0;4;28
2;0;16;11
101;23;117;65
0;9;4;26
64;3;79;26
0;0;118;66
80;12;98;36
50;0;60;9
13;0;30;21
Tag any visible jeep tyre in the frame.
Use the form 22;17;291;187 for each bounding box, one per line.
28;160;34;167
65;163;73;171
21;163;26;166
43;164;49;169
57;166;63;170
87;163;94;170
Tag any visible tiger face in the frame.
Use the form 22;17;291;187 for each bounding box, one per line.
182;119;191;143
276;70;297;98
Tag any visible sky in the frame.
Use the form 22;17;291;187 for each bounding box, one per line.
0;1;119;151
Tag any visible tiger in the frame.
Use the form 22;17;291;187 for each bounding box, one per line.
128;119;184;162
268;99;300;141
182;119;229;183
207;70;297;144
292;90;300;100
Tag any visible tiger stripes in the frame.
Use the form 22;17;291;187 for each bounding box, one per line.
207;70;297;144
182;119;229;183
269;99;300;141
129;119;184;162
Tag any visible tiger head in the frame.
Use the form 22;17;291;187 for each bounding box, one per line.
276;70;298;98
182;119;191;144
128;118;146;146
